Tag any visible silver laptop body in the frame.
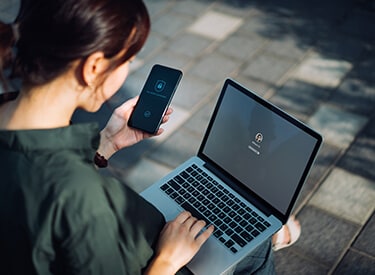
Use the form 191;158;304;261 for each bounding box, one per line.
141;79;323;274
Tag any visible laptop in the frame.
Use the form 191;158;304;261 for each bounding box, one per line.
141;78;323;274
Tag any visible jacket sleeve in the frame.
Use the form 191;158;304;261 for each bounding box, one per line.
58;212;127;275
100;177;166;274
53;173;165;275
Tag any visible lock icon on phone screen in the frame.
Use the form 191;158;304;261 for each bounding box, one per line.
155;80;166;92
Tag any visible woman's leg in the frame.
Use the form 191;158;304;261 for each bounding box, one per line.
232;238;275;275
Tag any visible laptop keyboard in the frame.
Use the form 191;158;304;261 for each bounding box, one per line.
160;164;271;254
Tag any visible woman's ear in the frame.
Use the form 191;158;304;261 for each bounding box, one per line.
82;52;108;87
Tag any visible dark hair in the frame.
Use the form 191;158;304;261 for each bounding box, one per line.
0;0;150;87
0;22;17;90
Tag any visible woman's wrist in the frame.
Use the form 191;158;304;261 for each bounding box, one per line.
97;130;117;161
144;256;177;275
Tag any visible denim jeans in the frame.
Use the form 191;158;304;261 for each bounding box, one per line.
178;238;275;275
226;238;275;275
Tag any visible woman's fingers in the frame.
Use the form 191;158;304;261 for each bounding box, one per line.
173;211;214;241
196;225;214;246
189;219;207;236
174;211;192;223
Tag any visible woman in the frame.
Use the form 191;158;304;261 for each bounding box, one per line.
0;0;290;274
0;0;214;274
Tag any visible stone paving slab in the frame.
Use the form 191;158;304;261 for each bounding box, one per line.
340;8;375;41
148;128;203;168
171;0;212;17
274;249;329;275
152;11;194;38
190;52;240;82
269;79;331;118
139;51;192;75
243;54;295;84
183;97;218;135
309;168;375;225
291;54;353;88
329;78;375;116
338;118;375;181
232;76;273;98
294;205;360;267
124;158;172;193
153;105;191;143
353;213;375;257
144;0;172;20
308;105;368;149
217;33;265;60
307;143;341;183
333;249;375;275
172;75;216;110
314;33;365;62
263;37;309;61
137;35;165;60
187;10;243;40
352;46;375;83
167;33;213;58
293;144;342;211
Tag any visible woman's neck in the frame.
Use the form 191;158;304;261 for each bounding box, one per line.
0;78;79;130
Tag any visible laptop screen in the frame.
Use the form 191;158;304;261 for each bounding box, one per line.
200;79;322;216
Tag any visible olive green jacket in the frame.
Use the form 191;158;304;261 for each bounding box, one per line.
0;123;167;275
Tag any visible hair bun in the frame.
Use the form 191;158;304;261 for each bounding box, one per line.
0;21;19;90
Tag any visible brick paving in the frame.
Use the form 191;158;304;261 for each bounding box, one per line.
1;0;374;274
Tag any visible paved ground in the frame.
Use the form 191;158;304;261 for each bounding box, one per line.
1;0;374;274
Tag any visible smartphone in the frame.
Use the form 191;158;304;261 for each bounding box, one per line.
128;64;183;134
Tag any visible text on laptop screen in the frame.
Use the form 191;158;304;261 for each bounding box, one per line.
202;84;318;214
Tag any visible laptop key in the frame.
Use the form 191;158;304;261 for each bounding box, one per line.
174;175;184;184
225;228;234;236
251;229;260;237
168;180;181;191
220;224;228;231
232;233;247;247
225;240;235;248
181;202;207;223
240;231;253;242
180;171;189;179
255;222;266;232
214;230;223;238
214;219;223;227
245;224;255;232
170;192;178;199
188;197;196;204
234;226;242;233
229;221;237;228
240;220;248;227
175;196;184;204
165;188;173;195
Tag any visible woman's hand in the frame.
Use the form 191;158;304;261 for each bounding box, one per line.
145;211;214;275
97;96;173;160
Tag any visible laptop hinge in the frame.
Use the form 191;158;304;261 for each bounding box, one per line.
203;162;273;217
